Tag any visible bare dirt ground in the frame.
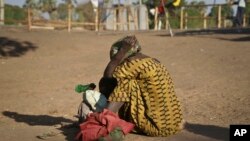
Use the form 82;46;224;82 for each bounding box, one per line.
0;27;250;141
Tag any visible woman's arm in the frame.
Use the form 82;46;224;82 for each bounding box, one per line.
106;101;124;113
104;45;131;77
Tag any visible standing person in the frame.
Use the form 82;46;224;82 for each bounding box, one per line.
234;0;246;27
99;35;184;136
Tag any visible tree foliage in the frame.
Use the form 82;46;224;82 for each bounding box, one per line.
181;1;206;28
4;4;26;25
76;2;95;23
23;0;57;19
57;3;68;20
23;0;39;8
38;0;57;13
209;4;234;18
243;1;250;25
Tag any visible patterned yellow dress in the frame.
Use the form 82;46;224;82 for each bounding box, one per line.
108;57;183;136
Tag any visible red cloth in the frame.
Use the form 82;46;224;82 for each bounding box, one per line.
75;109;134;141
158;0;165;14
158;5;165;14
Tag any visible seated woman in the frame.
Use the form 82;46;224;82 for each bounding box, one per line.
100;35;184;137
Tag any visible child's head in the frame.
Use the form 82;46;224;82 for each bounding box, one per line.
99;77;117;99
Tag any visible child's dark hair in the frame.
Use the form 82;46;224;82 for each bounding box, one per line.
99;77;117;99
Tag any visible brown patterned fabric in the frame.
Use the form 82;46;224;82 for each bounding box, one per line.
108;58;183;136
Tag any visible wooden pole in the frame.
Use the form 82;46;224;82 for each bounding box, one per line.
0;0;4;25
217;5;221;28
203;12;207;29
165;12;169;30
160;0;173;36
67;3;72;32
184;12;188;29
154;7;158;30
243;14;246;27
27;7;32;31
180;7;184;30
95;8;99;31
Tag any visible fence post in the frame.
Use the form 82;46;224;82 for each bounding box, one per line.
67;3;72;32
243;14;246;27
0;0;4;25
165;12;169;30
180;7;184;30
184;11;188;30
95;8;99;31
217;5;221;28
154;7;158;30
27;7;32;31
203;12;207;29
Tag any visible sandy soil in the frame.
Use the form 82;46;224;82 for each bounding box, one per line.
0;27;250;141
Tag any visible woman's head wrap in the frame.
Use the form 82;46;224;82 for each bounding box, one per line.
110;35;141;61
103;35;141;78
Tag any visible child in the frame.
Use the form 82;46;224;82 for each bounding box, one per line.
76;77;117;123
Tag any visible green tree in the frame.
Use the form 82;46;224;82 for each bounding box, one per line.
183;1;206;29
23;0;57;20
62;0;77;5
168;0;188;29
4;4;26;25
23;0;39;8
246;1;250;14
23;0;42;21
208;3;234;28
76;2;95;23
38;0;57;19
57;3;68;20
209;4;234;17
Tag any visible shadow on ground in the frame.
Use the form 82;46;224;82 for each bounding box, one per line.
0;37;38;57
2;111;230;141
216;36;250;42
2;111;78;141
185;122;229;141
157;28;250;38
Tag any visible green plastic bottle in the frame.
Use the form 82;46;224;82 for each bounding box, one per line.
75;83;96;93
